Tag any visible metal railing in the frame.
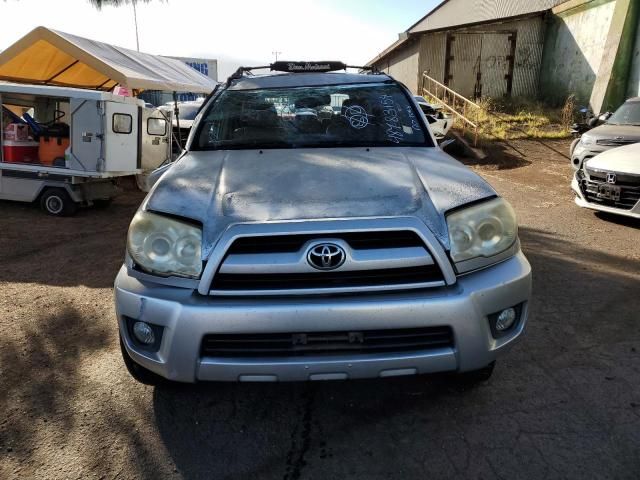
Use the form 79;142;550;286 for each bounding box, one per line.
421;73;482;146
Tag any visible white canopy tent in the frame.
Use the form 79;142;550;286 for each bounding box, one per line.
0;26;217;94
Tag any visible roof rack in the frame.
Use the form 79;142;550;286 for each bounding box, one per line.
227;61;380;85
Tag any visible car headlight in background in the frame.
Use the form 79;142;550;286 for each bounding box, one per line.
127;211;202;278
581;135;593;146
447;198;518;273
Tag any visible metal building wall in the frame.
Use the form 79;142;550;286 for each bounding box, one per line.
539;0;617;105
416;16;545;98
375;40;421;93
418;33;447;88
459;17;545;97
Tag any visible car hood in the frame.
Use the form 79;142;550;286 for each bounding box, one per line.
144;147;496;258
586;143;640;175
585;124;640;142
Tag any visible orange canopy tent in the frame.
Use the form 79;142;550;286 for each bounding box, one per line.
0;26;216;94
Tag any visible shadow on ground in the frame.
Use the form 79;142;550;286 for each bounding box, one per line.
595;211;640;229
0;190;143;288
149;226;640;480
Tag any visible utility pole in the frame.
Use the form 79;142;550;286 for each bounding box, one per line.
272;51;282;62
132;0;140;51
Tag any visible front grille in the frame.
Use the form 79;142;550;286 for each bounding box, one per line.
586;169;640;187
210;230;446;294
581;179;640;210
226;231;424;254
212;265;443;291
201;326;454;358
596;139;638;147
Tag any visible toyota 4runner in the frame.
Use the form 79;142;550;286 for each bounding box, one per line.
115;62;532;385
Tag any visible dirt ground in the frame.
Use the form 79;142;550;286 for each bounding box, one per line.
1;139;639;479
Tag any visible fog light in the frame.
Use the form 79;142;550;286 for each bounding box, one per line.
133;321;155;345
495;308;517;332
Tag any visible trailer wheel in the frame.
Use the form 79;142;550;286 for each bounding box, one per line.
40;188;78;216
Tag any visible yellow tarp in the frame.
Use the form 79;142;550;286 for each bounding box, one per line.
0;27;216;93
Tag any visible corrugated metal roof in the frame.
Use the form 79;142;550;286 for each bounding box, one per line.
367;0;571;67
409;0;568;33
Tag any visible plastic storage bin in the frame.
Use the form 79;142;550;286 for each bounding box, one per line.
3;123;29;141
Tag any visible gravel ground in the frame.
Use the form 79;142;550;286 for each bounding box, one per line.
1;139;639;479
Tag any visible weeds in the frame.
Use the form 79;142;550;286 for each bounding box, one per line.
435;95;574;143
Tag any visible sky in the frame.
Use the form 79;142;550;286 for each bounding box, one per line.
0;0;440;80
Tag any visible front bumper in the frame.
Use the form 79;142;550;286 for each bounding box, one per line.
115;252;532;383
572;176;640;218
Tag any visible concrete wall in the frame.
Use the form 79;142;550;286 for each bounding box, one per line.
539;0;617;106
626;6;640;97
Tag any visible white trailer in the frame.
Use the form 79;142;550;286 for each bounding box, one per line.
0;83;172;215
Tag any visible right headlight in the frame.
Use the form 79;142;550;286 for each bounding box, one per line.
127;211;202;278
581;135;593;146
447;198;518;273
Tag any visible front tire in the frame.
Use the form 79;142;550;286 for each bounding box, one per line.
39;188;78;216
119;336;168;386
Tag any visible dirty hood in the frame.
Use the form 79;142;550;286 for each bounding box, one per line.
584;124;640;143
144;147;496;257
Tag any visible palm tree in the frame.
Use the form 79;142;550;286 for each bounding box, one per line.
87;0;153;51
87;0;149;7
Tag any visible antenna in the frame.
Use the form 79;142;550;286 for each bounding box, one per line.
272;51;282;62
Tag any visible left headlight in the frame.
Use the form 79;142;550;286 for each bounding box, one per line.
447;198;518;273
127;211;202;278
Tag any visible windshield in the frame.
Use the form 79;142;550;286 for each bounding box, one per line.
607;101;640;125
194;82;432;150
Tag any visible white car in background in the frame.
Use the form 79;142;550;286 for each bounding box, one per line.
160;99;204;146
414;96;452;140
572;142;640;218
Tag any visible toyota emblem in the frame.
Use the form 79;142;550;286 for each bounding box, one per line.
307;243;346;270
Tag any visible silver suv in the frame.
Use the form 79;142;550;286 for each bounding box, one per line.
115;62;532;385
571;98;640;170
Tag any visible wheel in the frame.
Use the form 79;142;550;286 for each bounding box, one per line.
119;336;167;386
39;188;78;216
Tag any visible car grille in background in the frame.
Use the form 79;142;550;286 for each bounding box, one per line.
200;326;454;358
210;230;446;294
581;179;640;210
596;139;638;147
585;169;640;187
